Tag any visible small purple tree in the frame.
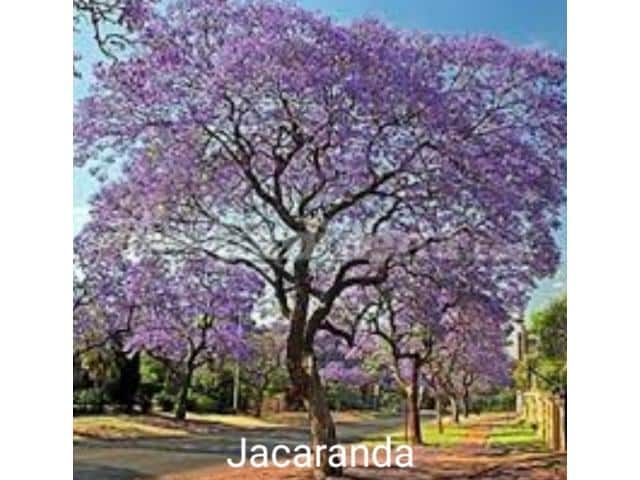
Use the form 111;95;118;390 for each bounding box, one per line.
242;323;288;417
425;301;511;427
74;222;154;411
74;221;264;418
125;255;264;419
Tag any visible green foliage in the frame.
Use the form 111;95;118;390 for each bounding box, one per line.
187;392;217;413
264;369;289;396
377;390;404;413
530;295;566;361
139;354;166;385
326;384;368;410
472;390;516;413
76;349;286;416
154;391;175;412
74;388;105;414
525;294;567;391
536;358;566;390
206;367;236;412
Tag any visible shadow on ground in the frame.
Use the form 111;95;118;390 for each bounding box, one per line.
74;464;150;480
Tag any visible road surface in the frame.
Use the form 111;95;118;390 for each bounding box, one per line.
74;416;400;479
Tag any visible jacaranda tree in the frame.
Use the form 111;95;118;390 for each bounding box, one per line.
74;221;264;418
125;255;264;419
74;221;154;412
75;1;566;476
425;300;511;426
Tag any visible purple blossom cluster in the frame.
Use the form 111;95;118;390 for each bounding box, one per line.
74;221;264;367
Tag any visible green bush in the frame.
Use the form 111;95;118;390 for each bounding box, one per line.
74;388;105;414
154;391;175;412
472;390;516;413
326;384;367;410
188;392;216;413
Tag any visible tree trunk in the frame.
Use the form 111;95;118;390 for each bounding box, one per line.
285;249;341;479
436;397;444;434
450;396;460;424
404;358;423;444
372;383;380;410
232;361;240;412
463;390;470;418
254;383;265;418
307;360;340;479
287;318;340;478
175;366;194;421
114;351;140;413
405;387;423;444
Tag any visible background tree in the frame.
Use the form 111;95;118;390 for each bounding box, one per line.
74;222;151;412
426;301;511;426
242;324;288;417
526;294;567;391
125;255;263;419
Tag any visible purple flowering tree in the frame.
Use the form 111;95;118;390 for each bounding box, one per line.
74;221;154;411
74;221;263;418
347;227;541;444
75;1;565;476
425;300;511;428
124;255;264;419
242;323;288;417
316;328;385;411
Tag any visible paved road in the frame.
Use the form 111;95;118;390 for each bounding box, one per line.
74;416;401;479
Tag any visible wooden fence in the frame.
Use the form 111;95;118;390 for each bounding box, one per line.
520;390;566;452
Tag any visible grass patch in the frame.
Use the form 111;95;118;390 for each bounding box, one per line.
422;422;468;447
73;415;188;440
364;419;468;448
488;419;543;448
187;413;283;428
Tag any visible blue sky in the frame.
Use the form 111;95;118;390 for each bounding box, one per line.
74;0;566;319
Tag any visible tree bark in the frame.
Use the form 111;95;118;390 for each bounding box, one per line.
114;351;140;413
286;286;341;478
372;383;380;410
404;358;423;444
436;397;444;434
450;396;460;424
405;386;423;445
175;365;194;421
307;360;339;479
463;389;470;418
254;381;266;418
232;360;240;412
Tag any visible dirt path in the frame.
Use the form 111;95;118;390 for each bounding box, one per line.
346;414;566;480
164;415;566;480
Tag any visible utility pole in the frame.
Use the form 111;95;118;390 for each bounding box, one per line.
232;361;240;412
232;315;241;412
